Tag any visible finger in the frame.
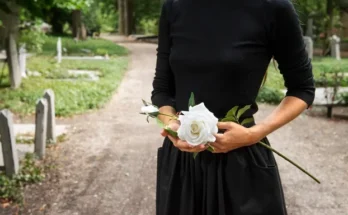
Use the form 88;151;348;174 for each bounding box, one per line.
209;142;225;151
176;140;192;150
180;145;208;153
167;135;178;146
217;122;233;130
161;129;168;137
213;133;225;143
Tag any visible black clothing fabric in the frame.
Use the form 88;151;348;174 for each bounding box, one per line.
152;0;315;214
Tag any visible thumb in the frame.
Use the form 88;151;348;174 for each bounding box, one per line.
217;122;233;130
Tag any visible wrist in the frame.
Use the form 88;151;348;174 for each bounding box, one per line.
248;124;267;144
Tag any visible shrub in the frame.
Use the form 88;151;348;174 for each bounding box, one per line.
0;153;44;203
19;21;47;53
256;87;284;105
139;18;159;35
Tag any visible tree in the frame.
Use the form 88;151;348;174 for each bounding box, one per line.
117;0;134;36
54;0;93;40
0;0;21;88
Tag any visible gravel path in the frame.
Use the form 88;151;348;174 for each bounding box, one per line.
2;41;347;215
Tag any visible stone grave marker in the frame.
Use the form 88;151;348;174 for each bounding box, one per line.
19;45;27;78
34;99;48;159
303;36;313;59
57;37;62;63
330;35;341;60
43;89;56;143
0;110;19;176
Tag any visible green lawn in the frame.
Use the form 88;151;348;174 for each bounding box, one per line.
264;57;348;89
0;37;128;117
41;36;128;57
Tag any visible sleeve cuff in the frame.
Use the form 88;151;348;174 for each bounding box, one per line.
285;89;315;109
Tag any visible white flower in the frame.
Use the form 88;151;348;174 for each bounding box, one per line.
141;105;159;114
177;103;218;146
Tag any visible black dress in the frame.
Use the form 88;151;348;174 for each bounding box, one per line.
151;0;315;214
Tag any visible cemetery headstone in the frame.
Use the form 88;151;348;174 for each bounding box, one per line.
43;89;56;143
305;18;314;38
303;36;313;59
57;37;62;63
330;35;341;60
19;45;27;78
0;110;19;176
34;99;48;159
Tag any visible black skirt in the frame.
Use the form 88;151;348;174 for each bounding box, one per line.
156;135;288;215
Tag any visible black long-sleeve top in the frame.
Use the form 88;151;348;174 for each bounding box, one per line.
151;0;315;119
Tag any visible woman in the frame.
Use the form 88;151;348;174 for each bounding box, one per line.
151;0;315;214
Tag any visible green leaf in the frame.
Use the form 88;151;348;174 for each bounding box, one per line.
193;152;198;159
236;105;251;120
142;99;148;106
241;117;254;126
188;92;195;108
226;106;239;118
220;117;238;123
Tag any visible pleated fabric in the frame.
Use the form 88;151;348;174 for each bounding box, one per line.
156;136;288;215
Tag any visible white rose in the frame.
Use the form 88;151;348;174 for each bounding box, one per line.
141;105;159;114
177;103;218;146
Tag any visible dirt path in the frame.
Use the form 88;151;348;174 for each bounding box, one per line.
2;41;347;215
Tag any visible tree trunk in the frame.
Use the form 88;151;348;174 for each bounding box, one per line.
0;7;8;50
126;0;134;36
2;1;21;89
6;33;20;89
118;0;125;35
49;7;66;35
323;0;335;55
72;10;86;40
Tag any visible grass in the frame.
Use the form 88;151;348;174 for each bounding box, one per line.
41;36;128;57
264;57;348;90
0;36;128;117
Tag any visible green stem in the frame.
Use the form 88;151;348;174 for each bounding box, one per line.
258;141;320;184
158;112;178;119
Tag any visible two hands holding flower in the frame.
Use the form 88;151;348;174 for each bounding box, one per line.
161;114;258;154
141;93;320;184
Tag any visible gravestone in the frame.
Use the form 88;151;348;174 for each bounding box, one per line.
34;99;48;159
303;36;313;59
43;89;56;143
305;18;314;38
19;45;27;78
330;35;341;60
0;110;19;176
57;37;62;63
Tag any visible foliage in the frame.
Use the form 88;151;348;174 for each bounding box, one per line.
41;36;128;56
134;0;162;34
53;0;94;11
83;0;118;33
338;92;348;104
139;18;159;35
256;86;284;104
19;20;48;53
0;153;44;203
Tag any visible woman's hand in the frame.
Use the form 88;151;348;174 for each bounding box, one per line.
210;122;260;153
161;121;208;153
